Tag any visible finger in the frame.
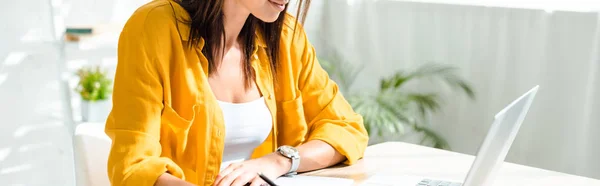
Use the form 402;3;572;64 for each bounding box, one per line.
249;176;267;186
216;168;244;186
215;163;242;185
231;171;256;186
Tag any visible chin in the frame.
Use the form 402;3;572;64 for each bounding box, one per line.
254;12;282;23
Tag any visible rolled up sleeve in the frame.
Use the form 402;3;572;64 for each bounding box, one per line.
105;10;183;185
293;23;369;165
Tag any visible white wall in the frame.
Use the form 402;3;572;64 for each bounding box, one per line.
314;0;600;180
0;0;149;185
0;0;72;185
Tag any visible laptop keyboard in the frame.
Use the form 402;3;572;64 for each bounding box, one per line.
416;179;462;186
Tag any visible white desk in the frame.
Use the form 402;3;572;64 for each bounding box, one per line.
304;142;600;186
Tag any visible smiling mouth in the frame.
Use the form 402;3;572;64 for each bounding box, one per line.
269;0;287;5
270;0;284;6
269;0;287;11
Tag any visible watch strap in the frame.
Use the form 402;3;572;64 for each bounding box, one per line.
288;155;300;175
277;146;300;176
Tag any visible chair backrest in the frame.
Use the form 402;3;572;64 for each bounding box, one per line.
73;123;111;186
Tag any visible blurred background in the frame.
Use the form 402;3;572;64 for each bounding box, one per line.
1;0;600;185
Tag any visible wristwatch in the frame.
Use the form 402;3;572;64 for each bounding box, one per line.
276;145;300;176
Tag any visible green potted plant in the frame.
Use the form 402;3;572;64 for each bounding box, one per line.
75;65;112;122
320;52;475;149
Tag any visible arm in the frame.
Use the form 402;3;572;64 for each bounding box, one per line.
293;22;369;170
105;10;190;186
271;140;346;173
155;173;194;186
264;18;369;174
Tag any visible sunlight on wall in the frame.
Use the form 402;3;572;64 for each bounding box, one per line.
13;122;63;138
34;100;65;120
0;148;11;162
3;52;28;67
50;0;64;8
0;164;32;175
347;0;360;6
18;142;53;153
20;29;54;43
0;74;7;86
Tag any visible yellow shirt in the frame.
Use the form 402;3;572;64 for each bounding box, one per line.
105;0;369;185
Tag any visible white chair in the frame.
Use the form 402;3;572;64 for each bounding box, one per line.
73;122;111;186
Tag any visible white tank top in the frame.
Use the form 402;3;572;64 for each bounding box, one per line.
217;97;272;171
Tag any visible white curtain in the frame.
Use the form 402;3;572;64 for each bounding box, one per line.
308;0;600;179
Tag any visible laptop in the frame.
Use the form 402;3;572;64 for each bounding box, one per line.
361;85;539;186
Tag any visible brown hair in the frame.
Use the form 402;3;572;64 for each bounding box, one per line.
176;0;311;88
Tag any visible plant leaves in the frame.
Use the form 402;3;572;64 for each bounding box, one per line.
318;52;362;93
75;66;112;101
406;93;441;119
443;75;476;100
413;125;451;149
380;72;410;91
320;54;475;149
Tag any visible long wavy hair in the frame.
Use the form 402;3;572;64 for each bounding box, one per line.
176;0;311;88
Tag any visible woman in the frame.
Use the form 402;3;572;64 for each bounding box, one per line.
105;0;369;185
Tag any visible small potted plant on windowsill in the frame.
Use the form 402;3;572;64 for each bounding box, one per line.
76;65;112;122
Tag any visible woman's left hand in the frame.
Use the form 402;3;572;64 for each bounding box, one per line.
213;153;291;186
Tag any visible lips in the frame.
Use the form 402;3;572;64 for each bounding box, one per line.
269;0;287;6
268;0;287;11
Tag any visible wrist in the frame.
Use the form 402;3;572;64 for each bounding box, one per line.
269;152;292;176
155;173;194;186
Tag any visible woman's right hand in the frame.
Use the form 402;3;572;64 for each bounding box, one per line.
155;173;196;186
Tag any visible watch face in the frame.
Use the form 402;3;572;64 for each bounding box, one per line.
279;146;298;156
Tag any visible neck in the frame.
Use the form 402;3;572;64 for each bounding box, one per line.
222;0;250;49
